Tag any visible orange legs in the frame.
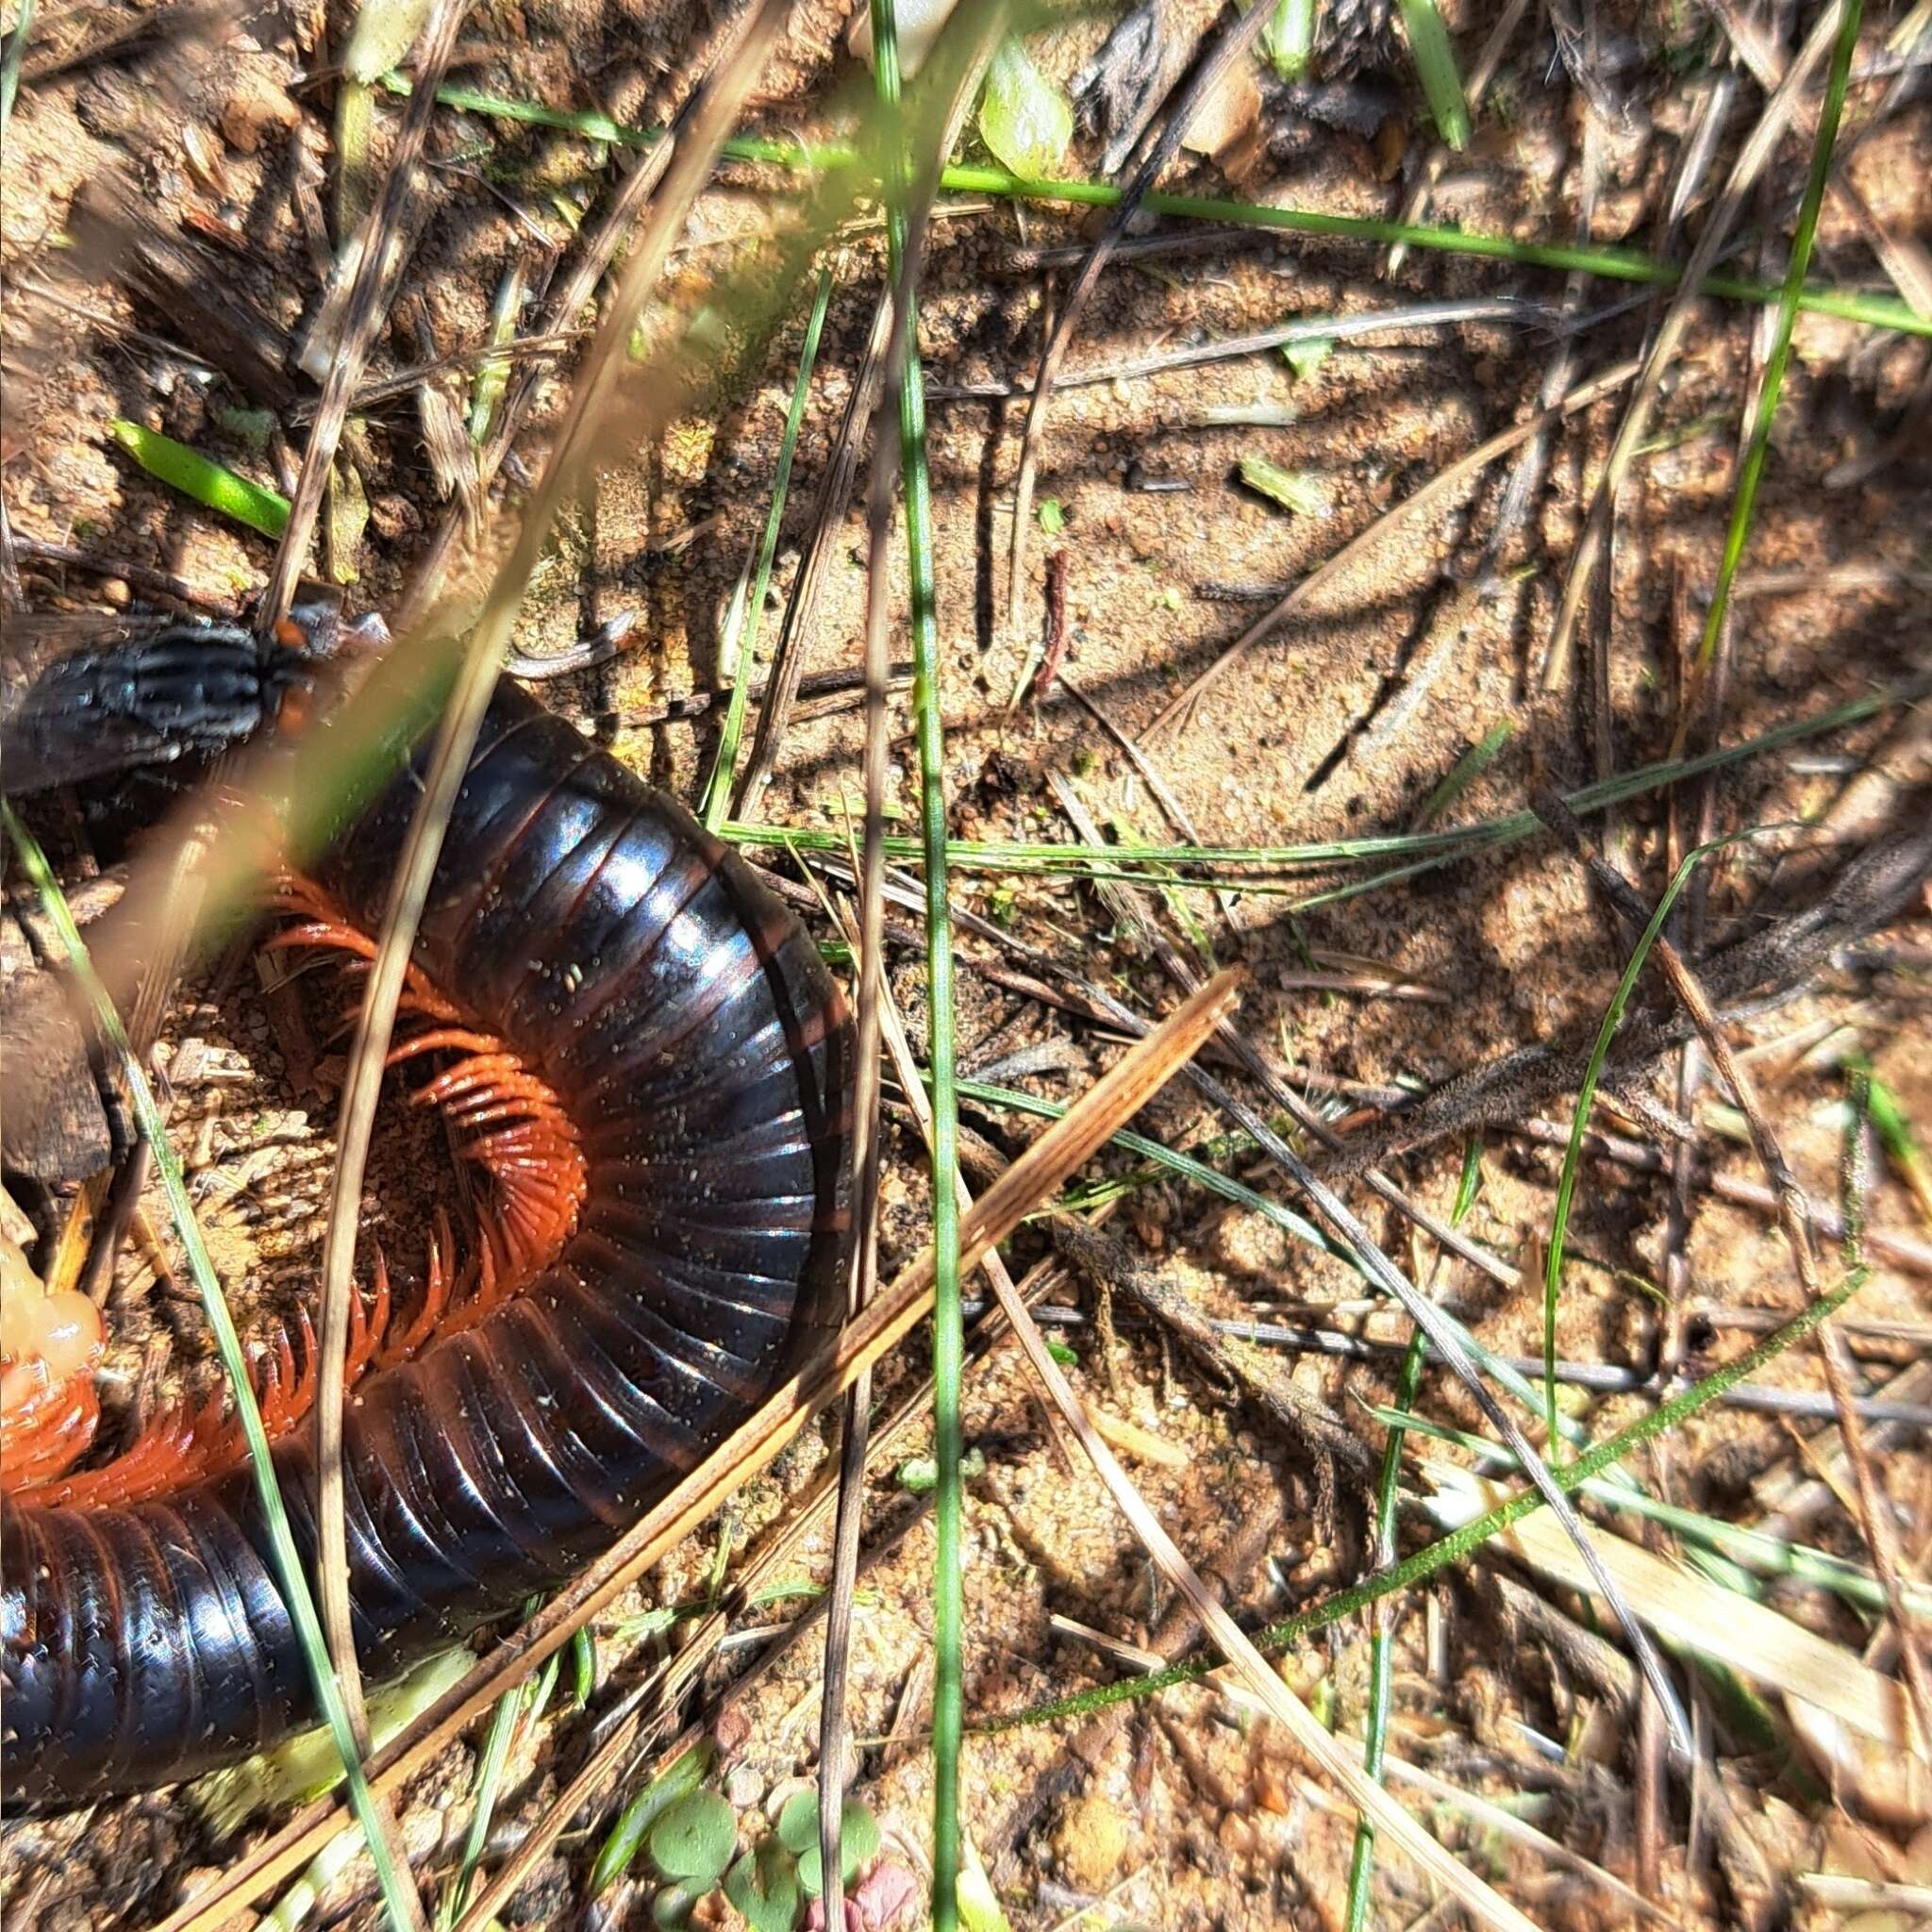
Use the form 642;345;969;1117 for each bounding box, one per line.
1;878;587;1507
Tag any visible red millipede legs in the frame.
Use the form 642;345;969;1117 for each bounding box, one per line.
0;879;590;1508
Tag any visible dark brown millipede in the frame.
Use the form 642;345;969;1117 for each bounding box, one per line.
1;676;855;1802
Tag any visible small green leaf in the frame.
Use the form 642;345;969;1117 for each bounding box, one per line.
109;420;289;539
957;1834;1013;1932
775;1789;819;1857
796;1803;882;1898
977;36;1073;179
897;1447;985;1494
1045;1340;1077;1367
1393;0;1471;149
724;1843;802;1932
1281;335;1335;381
650;1790;738;1886
1037;497;1066;536
1238;456;1327;518
571;1626;596;1710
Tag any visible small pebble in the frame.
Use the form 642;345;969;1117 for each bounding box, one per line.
1053;1787;1131;1891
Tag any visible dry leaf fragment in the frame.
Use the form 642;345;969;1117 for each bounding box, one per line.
1430;1464;1926;1756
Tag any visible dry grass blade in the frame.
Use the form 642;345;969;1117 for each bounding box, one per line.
156;970;1241;1932
305;0;794;1872
1434;1466;1926;1751
815;194;917;1932
1540;0;1846;690
299;0;472;1815
1146;358;1642;736
729;291;891;819
1003;0;1275;645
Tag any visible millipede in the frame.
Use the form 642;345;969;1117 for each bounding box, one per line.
1;672;854;1803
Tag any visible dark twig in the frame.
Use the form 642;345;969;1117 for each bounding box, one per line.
7;533;238;612
1508;1117;1932;1281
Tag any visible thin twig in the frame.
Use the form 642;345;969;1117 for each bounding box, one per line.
935;296;1549;400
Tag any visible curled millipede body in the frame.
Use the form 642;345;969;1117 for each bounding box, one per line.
1;679;853;1802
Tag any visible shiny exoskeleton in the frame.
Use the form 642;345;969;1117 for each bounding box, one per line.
1;680;853;1800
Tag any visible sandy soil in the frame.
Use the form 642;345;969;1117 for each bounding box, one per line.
3;0;1930;1924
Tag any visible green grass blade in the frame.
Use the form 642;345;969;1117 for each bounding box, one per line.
1412;722;1512;827
716;681;1907;885
1393;0;1470;148
386;75;1932;338
0;804;420;1932
1;0;34;134
437;1599;545;1931
923;164;1926;335
1696;0;1864;673
1261;0;1318;78
979;1265;1869;1733
863;0;966;1923
109;419;291;538
1543;843;1717;1448
702;263;837;830
469;261;524;444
